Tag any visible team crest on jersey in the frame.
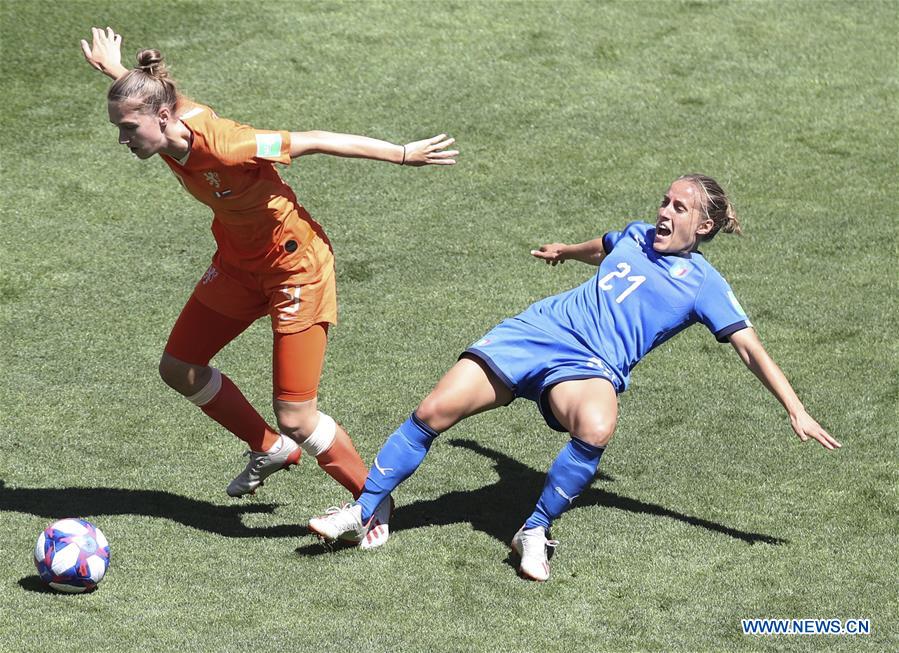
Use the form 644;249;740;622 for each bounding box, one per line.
203;172;221;188
669;260;691;279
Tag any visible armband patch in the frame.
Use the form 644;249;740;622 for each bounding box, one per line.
255;133;282;158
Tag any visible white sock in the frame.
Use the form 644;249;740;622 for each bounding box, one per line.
186;368;222;406
265;436;284;455
299;412;337;457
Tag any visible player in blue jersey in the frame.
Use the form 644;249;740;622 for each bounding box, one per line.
308;174;841;579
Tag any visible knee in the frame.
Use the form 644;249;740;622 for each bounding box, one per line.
158;354;186;391
414;392;457;433
275;402;320;441
572;417;616;448
158;353;208;397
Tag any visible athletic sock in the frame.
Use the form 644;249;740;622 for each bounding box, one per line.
315;424;368;499
523;438;605;531
296;412;368;498
189;369;280;452
357;413;438;521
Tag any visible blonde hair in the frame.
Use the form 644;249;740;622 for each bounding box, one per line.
679;174;742;241
107;49;179;115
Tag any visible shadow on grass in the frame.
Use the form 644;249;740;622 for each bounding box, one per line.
0;479;307;539
394;439;785;547
18;575;56;594
295;437;785;557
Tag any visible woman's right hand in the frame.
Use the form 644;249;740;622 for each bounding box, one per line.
80;27;127;79
531;243;569;266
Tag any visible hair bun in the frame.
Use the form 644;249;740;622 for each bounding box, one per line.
136;49;167;77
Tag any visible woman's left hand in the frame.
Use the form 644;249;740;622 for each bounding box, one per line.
790;409;841;450
403;134;458;166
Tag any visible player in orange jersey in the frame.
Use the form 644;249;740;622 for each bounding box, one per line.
80;28;457;519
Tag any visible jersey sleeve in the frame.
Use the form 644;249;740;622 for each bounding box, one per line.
205;117;292;166
602;221;649;254
694;271;752;342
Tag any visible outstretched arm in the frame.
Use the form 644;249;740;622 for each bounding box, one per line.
729;327;840;449
80;27;129;80
531;238;607;266
289;131;457;166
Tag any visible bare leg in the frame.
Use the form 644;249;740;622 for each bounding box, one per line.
415;354;514;432
523;377;618;530
513;377;619;581
356;355;513;519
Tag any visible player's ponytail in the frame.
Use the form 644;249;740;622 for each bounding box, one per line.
679;174;742;241
721;202;741;236
107;49;179;115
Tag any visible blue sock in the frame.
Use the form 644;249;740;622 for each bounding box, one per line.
357;413;439;521
523;438;604;531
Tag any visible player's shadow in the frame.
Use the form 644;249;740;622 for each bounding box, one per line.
0;479;307;538
300;438;784;554
413;439;786;545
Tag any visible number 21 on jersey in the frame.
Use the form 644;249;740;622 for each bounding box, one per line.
598;262;645;304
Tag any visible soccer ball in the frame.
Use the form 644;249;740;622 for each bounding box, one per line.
33;518;110;593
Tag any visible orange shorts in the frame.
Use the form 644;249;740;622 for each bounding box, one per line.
164;296;329;401
191;233;338;335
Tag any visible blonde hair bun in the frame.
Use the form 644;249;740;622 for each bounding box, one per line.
136;49;168;79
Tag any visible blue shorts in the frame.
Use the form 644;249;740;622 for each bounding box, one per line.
464;317;621;432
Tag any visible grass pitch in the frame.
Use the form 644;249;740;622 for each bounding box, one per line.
1;1;897;651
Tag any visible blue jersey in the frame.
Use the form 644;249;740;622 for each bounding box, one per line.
516;221;751;390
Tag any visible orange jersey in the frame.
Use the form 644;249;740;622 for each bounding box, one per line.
161;100;318;273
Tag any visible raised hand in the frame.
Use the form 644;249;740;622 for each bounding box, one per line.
403;134;458;166
80;26;127;79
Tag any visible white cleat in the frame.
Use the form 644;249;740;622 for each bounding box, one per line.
510;526;559;582
308;495;393;550
226;435;301;498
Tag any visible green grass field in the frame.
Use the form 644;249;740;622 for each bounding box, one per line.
1;0;897;651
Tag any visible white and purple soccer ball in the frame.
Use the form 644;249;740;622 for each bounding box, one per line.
33;518;110;593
